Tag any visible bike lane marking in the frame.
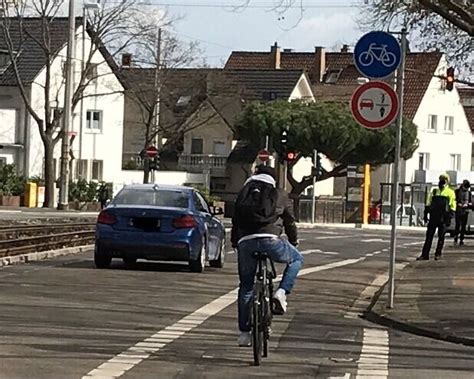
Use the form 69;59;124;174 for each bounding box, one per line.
356;328;389;379
82;255;368;379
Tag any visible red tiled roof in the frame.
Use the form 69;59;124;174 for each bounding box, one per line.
459;87;474;132
225;50;443;120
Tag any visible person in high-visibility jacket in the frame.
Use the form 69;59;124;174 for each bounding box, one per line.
418;174;456;261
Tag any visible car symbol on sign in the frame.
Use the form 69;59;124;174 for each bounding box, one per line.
360;99;374;110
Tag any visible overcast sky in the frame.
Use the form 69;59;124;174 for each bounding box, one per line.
147;0;364;66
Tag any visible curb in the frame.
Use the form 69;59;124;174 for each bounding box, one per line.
0;244;94;267
363;264;474;348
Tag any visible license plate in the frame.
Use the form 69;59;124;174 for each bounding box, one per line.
131;218;161;230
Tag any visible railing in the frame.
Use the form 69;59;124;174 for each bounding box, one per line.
178;154;228;175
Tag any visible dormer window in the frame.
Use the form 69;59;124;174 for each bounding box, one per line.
0;50;10;72
262;91;278;100
176;95;191;107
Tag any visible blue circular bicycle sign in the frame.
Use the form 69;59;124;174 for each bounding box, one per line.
354;31;401;79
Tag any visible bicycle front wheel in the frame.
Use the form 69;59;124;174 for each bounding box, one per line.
252;291;263;366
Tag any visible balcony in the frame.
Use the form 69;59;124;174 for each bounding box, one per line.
178;154;228;177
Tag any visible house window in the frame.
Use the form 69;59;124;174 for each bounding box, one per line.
86;110;102;131
76;159;88;180
324;69;343;84
92;160;103;181
262;91;278;101
0;157;6;167
85;63;98;81
176;95;191;107
418;153;430;170
191;138;203;155
449;154;461;171
0;51;10;71
213;140;226;155
427;114;437;132
444;116;454;133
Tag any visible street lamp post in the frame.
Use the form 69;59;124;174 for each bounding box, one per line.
58;0;76;210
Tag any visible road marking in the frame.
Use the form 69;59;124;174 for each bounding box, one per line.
83;256;369;379
361;239;388;243
345;271;389;319
356;328;389;379
315;235;352;240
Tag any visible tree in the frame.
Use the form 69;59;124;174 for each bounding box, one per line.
235;101;419;197
361;1;473;77
0;0;145;207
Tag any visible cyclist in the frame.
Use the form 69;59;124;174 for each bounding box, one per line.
231;165;303;347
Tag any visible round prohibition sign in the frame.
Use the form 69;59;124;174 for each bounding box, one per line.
350;81;399;129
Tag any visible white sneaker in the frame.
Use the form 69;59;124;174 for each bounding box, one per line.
272;288;287;315
238;331;251;347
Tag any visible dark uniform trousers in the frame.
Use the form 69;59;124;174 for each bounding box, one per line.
454;212;469;243
421;221;447;259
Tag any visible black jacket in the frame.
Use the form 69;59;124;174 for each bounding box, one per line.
231;179;298;247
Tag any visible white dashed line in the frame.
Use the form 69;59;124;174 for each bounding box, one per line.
356;328;389;379
83;257;369;379
361;239;388;243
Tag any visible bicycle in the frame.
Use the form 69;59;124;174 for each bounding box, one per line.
251;251;277;366
358;43;397;68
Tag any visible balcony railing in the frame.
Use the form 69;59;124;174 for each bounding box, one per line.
178;154;228;176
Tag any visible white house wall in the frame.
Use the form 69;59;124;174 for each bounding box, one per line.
293;156;334;196
28;25;124;183
403;57;472;183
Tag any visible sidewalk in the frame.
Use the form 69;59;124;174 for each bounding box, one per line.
367;243;474;346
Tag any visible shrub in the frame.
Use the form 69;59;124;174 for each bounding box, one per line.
0;164;26;196
69;179;98;202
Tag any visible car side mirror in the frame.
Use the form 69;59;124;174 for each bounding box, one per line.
211;206;224;216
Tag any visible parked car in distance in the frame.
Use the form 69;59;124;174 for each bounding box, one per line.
94;184;225;272
381;203;418;226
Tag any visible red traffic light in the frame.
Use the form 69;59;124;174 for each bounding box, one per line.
446;66;454;91
285;151;297;161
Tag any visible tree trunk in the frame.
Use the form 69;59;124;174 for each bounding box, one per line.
143;158;150;184
290;184;306;222
43;137;55;208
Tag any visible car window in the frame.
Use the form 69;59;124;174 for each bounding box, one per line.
113;188;189;208
194;192;210;213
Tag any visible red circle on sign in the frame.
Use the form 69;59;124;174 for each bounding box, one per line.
146;146;159;158
257;149;271;162
351;81;399;129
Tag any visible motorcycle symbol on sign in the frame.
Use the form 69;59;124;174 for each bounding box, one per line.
358;43;397;68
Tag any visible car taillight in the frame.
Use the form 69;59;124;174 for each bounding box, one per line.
172;215;197;228
97;210;117;225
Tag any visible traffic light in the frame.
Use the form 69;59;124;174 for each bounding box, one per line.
312;152;324;179
280;129;288;149
149;153;161;170
446;66;454;91
284;150;298;162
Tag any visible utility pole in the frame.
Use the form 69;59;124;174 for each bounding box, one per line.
388;28;407;309
311;149;317;224
58;0;76;210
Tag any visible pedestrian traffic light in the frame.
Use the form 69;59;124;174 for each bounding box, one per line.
312;153;324;179
446;66;455;92
285;150;297;162
149;153;161;170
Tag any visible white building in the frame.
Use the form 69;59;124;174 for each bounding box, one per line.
0;17;125;185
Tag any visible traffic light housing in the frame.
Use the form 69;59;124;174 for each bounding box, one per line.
280;129;288;149
149;153;161;170
312;153;324;179
446;66;454;92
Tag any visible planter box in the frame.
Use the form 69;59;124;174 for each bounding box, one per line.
86;202;102;212
0;195;21;207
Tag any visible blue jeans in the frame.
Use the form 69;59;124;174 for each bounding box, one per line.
237;237;304;332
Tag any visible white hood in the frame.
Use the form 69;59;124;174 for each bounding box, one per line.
244;173;276;188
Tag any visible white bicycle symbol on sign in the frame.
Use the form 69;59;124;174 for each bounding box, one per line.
358;43;397;67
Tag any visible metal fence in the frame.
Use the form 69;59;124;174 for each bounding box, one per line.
298;197;346;224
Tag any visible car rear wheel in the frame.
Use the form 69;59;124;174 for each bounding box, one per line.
95;248;111;269
123;257;137;266
189;237;206;273
210;239;225;268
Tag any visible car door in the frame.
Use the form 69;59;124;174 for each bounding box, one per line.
195;192;219;259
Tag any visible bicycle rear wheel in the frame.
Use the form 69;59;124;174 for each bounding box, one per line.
252;290;263;366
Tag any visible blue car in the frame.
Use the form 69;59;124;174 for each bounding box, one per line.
94;184;226;272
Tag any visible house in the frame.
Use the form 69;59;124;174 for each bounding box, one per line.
0;17;125;190
458;86;474;171
120;66;314;207
226;44;473;204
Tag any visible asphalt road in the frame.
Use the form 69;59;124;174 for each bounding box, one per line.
0;227;473;379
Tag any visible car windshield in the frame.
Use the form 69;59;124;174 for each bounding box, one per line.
113;188;189;208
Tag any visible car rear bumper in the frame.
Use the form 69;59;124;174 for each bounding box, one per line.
95;225;201;261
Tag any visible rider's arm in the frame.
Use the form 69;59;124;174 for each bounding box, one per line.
280;191;298;246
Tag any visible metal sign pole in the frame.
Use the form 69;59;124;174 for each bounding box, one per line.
311;149;317;224
388;28;407;309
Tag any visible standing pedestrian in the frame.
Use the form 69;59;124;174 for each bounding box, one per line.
454;179;472;246
418;174;456;261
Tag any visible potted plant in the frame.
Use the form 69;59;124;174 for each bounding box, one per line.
0;164;25;207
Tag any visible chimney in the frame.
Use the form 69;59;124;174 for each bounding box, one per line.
270;42;281;69
341;44;349;53
313;46;326;83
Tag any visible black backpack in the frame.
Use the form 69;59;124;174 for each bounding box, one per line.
235;181;278;226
